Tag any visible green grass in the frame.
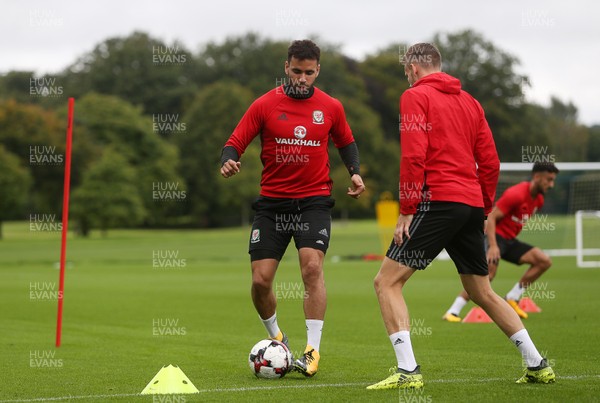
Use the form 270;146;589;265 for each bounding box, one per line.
1;217;599;402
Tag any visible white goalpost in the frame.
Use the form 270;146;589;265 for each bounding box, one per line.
575;210;600;268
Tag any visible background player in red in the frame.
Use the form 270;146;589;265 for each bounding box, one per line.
220;39;365;377
367;43;555;390
443;162;559;321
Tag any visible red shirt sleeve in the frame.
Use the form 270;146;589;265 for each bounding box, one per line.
224;99;263;157
329;99;355;148
399;90;429;215
473;102;500;215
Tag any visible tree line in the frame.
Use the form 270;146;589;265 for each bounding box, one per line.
0;30;598;237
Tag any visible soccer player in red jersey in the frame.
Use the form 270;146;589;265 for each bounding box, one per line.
367;43;555;390
443;162;559;321
220;40;365;377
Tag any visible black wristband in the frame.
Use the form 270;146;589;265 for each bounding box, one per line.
337;141;360;176
220;146;239;166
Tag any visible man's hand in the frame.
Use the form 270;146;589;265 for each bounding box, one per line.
347;174;365;199
394;214;413;245
486;244;500;266
220;159;241;178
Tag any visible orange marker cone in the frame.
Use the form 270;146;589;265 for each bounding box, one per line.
518;297;542;313
462;307;493;323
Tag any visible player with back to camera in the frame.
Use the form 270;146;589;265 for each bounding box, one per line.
443;162;559;322
220;39;365;377
367;43;555;390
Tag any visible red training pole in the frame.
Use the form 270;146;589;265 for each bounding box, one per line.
56;97;74;347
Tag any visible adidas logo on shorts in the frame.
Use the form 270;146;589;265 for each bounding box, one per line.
318;228;328;237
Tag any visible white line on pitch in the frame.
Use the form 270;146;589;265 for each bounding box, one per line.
1;374;599;402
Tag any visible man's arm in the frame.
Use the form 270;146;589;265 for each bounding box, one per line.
337;142;360;177
393;90;428;245
220;146;241;178
337;142;365;198
473;104;500;215
220;100;262;178
330;100;365;198
486;207;504;265
399;90;429;215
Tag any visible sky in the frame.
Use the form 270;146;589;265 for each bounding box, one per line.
2;0;599;125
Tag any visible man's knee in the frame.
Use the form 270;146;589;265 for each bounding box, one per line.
538;254;552;271
462;277;495;305
301;259;323;284
374;260;411;294
252;269;274;293
523;248;552;271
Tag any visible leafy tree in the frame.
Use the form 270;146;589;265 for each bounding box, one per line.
0;99;65;212
214;143;262;226
196;33;369;102
0;71;38;105
486;102;550;161
587;125;600;161
359;44;410;140
71;149;146;236
73;93;184;225
433;30;528;108
60;31;197;117
331;96;399;218
196;33;288;97
179;81;257;226
0;146;32;238
543;97;589;162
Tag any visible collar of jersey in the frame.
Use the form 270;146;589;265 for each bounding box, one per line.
283;84;315;100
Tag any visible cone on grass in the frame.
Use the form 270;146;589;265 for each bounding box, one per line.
140;364;199;395
462;306;493;323
518;297;542;313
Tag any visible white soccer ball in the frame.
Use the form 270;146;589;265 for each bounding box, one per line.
248;339;293;379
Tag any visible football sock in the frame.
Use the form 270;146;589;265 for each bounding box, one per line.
306;319;323;352
447;296;468;316
260;313;281;339
510;329;544;367
389;330;418;372
506;282;524;301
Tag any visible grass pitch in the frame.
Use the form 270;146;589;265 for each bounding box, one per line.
0;217;599;402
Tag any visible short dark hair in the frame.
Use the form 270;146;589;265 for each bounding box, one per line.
288;40;320;63
532;162;559;174
401;43;442;69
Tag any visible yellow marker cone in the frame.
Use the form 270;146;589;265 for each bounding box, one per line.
140;364;199;395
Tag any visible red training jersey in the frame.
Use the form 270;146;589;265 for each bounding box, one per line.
495;181;544;240
224;86;355;198
399;72;500;215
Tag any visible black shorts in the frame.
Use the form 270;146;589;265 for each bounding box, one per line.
248;196;335;261
386;201;488;275
487;234;534;265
